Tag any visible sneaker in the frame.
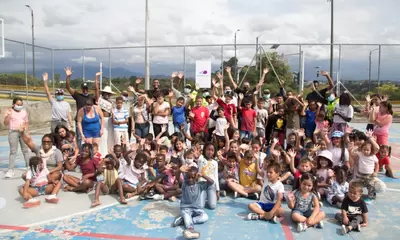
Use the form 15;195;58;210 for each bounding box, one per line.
220;190;227;197
172;216;184;227
341;225;348;235
152;194;164;201
145;190;155;199
357;224;362;232
45;195;60;204
233;192;238;199
319;201;324;207
297;222;307;232
316;220;324;229
271;216;279;224
23;198;41;208
5;169;14;178
248;193;259;200
247;213;260;220
183;228;200;239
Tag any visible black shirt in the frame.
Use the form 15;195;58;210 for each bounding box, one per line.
341;196;368;217
72;92;94;120
306;88;328;105
146;88;170;100
234;87;256;106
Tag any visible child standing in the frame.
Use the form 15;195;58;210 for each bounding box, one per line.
247;161;284;223
198;143;219;209
335;182;368;235
315;150;334;198
172;166;214;239
3;97;31;178
169;92;188;133
287;173;325;232
19;156;62;208
113;96;129;145
238;94;257;139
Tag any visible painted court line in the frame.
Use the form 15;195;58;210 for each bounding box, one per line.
0;225;166;240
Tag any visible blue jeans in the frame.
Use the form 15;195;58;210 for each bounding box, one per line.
240;130;253;139
174;121;188;133
200;183;217;209
135;122;150;139
75;121;82;149
181;208;208;229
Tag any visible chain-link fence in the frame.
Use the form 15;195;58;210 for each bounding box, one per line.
1;38;400;104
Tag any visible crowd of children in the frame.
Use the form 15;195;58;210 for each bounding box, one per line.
3;67;396;239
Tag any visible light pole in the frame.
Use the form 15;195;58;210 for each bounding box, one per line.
234;29;240;83
255;35;262;70
368;48;379;92
25;5;35;89
144;0;150;90
327;0;334;79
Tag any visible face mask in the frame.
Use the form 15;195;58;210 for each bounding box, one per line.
328;95;335;102
224;90;232;95
56;95;64;101
263;94;270;100
185;158;194;165
14;105;23;111
184;88;191;94
82;93;89;97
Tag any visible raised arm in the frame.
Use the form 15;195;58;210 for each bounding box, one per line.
65;67;75;96
42;72;52;102
216;72;224;96
19;128;35;151
225;66;237;89
170;72;182;98
321;70;334;90
95;72;101;101
134;77;143;92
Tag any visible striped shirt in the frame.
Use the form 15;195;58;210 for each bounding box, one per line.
113;107;129;131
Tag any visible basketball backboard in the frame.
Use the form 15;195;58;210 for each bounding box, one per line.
0;18;4;58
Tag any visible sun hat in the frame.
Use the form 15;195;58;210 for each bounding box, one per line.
100;86;116;95
317;150;333;163
331;130;344;138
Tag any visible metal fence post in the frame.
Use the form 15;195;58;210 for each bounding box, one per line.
108;48;111;86
298;45;302;92
24;43;28;103
337;44;342;96
378;45;382;89
183;46;186;87
82;49;85;81
51;49;54;91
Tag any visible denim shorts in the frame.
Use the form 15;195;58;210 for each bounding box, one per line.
34;184;48;196
256;202;275;212
123;180;138;189
83;130;100;138
292;209;313;218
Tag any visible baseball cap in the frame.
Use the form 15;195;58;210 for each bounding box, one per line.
81;82;89;89
331;130;344;138
184;84;192;89
55;89;64;95
263;89;270;94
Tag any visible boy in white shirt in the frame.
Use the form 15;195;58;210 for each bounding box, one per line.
247;161;284;223
113;96;129;145
254;97;268;139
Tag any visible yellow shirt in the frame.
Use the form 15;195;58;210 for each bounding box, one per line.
104;168;118;188
239;161;257;187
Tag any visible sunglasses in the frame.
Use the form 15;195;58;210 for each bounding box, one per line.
42;141;52;144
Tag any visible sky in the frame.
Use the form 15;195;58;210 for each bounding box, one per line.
1;0;400;81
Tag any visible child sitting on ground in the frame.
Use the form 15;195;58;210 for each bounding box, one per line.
327;165;349;208
19;156;62;208
151;154;182;201
171;166;214;239
335;181;368;235
247;161;284;223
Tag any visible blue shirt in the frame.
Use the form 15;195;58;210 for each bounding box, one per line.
305;110;316;130
172;106;186;125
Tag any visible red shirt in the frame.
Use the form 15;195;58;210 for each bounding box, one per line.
377;153;390;168
217;98;236;122
93;152;102;165
77;156;99;181
240;108;256;132
191;106;209;133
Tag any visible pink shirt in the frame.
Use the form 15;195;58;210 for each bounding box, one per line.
5;109;28;131
374;113;392;136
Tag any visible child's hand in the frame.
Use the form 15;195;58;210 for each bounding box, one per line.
180;165;190;173
216;191;220;201
272;138;279;145
366;129;374;138
306;217;315;226
161;124;167;133
264;212;273;220
189;112;195;119
238;93;244;100
287;149;296;158
140;138;145;145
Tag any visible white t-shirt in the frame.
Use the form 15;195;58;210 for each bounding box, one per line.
123;164;147;185
328;143;349;167
26;168;50;187
215;118;228;136
153;102;170;124
254;106;268;129
207;102;218;128
357;152;378;175
259;177;284;204
333;104;353;123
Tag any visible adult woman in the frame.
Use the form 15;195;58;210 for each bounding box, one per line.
95;73;115;155
3;97;31;178
77;98;104;145
131;95;151;140
152;92;170;138
332;92;353;133
374;101;393;146
54;125;79;157
20;132;63;182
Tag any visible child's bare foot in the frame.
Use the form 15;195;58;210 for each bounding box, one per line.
91;200;101;208
120;198;128;204
23;198;41;208
45;195;59;204
126;193;135;199
63;185;73;192
169;196;177;202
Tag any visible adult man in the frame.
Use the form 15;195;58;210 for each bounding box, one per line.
43;72;72;133
305;70;334;105
65;67;94;146
135;78;169;100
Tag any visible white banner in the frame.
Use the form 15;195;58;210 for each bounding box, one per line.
195;60;211;89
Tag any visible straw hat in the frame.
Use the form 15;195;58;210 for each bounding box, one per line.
100;86;116;95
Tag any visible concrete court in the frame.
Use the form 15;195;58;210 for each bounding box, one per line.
0;123;399;240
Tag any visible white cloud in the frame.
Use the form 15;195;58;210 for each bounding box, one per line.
70;56;97;64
